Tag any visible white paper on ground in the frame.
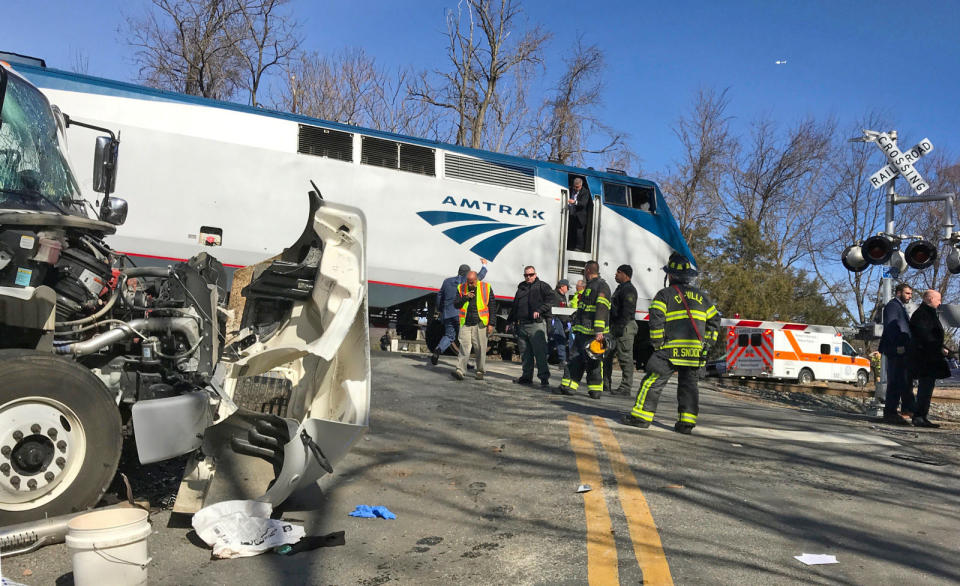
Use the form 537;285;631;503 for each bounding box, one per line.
794;553;838;565
192;499;305;559
577;484;592;493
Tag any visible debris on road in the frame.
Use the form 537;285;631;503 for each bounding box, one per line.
576;484;592;493
794;553;838;565
274;531;346;555
192;500;305;559
348;505;397;519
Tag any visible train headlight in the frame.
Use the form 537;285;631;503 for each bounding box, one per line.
904;240;937;270
841;245;868;272
861;234;897;265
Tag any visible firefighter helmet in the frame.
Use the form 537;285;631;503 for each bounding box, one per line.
585;337;607;360
664;253;698;278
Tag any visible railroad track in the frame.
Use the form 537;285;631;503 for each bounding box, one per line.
715;376;960;405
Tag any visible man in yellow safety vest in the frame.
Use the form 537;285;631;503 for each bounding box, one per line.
452;271;496;380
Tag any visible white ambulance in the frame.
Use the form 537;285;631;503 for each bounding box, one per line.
724;319;872;387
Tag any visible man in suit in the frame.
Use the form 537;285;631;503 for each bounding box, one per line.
908;289;950;428
432;259;488;365
567;178;592;251
878;283;916;425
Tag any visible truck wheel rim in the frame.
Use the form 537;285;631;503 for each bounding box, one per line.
0;398;87;510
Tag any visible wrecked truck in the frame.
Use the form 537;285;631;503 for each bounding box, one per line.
0;61;369;526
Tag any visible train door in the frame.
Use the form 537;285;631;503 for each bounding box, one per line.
558;174;601;285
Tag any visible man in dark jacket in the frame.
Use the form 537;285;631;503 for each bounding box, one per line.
908;289;950;428
508;266;557;386
604;265;639;395
567;178;592;251
878;283;915;424
432;259;488;365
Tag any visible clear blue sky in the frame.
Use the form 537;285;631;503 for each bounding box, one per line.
6;0;960;173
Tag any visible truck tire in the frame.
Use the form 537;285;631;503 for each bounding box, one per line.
856;369;869;388
0;351;122;525
798;368;814;385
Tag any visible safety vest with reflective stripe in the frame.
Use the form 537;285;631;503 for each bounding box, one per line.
649;283;720;367
458;281;491;326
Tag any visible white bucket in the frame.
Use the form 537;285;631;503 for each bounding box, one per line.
65;507;152;586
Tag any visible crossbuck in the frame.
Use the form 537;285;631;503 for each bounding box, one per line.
864;130;934;194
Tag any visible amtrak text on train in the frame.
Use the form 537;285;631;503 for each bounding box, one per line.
441;196;546;220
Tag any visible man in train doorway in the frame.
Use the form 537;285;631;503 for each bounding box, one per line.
620;254;720;433
432;259;488;365
567;177;592;252
558;261;611;399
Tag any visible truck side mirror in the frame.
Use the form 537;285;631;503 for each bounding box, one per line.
93;136;119;194
101;197;128;225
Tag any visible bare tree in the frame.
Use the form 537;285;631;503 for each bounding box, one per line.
409;0;549;150
278;49;441;137
897;151;960;297
125;0;298;104
802;113;897;325
657;87;733;242
70;49;90;75
125;0;244;100
227;0;300;106
725;115;836;266
521;38;632;169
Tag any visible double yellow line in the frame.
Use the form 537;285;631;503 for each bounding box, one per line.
568;415;674;585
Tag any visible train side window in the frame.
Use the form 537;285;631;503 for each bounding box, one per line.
630;185;656;213
750;333;762;346
603;182;628;206
738;334;749;347
820;344;831;355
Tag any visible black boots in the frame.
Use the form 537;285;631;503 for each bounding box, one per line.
619;414;650;428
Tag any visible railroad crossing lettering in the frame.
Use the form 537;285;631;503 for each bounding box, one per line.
868;134;934;194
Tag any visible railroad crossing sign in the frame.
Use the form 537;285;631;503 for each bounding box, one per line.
867;132;934;194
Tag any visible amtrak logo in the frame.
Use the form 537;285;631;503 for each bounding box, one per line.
417;196;545;260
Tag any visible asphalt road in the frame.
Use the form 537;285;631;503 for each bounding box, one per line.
5;351;959;585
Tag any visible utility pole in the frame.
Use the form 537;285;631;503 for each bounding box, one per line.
875;175;896;413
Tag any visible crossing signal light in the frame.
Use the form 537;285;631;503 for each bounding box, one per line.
947;247;960;275
904;240;937;270
861;234;897;265
841;245;868;272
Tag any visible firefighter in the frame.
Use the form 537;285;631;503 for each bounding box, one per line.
558;261;611;399
604;265;638;395
620;253;720;434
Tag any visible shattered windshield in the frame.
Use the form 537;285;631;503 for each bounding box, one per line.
0;70;84;214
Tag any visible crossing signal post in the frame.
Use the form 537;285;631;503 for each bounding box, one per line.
843;129;956;415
